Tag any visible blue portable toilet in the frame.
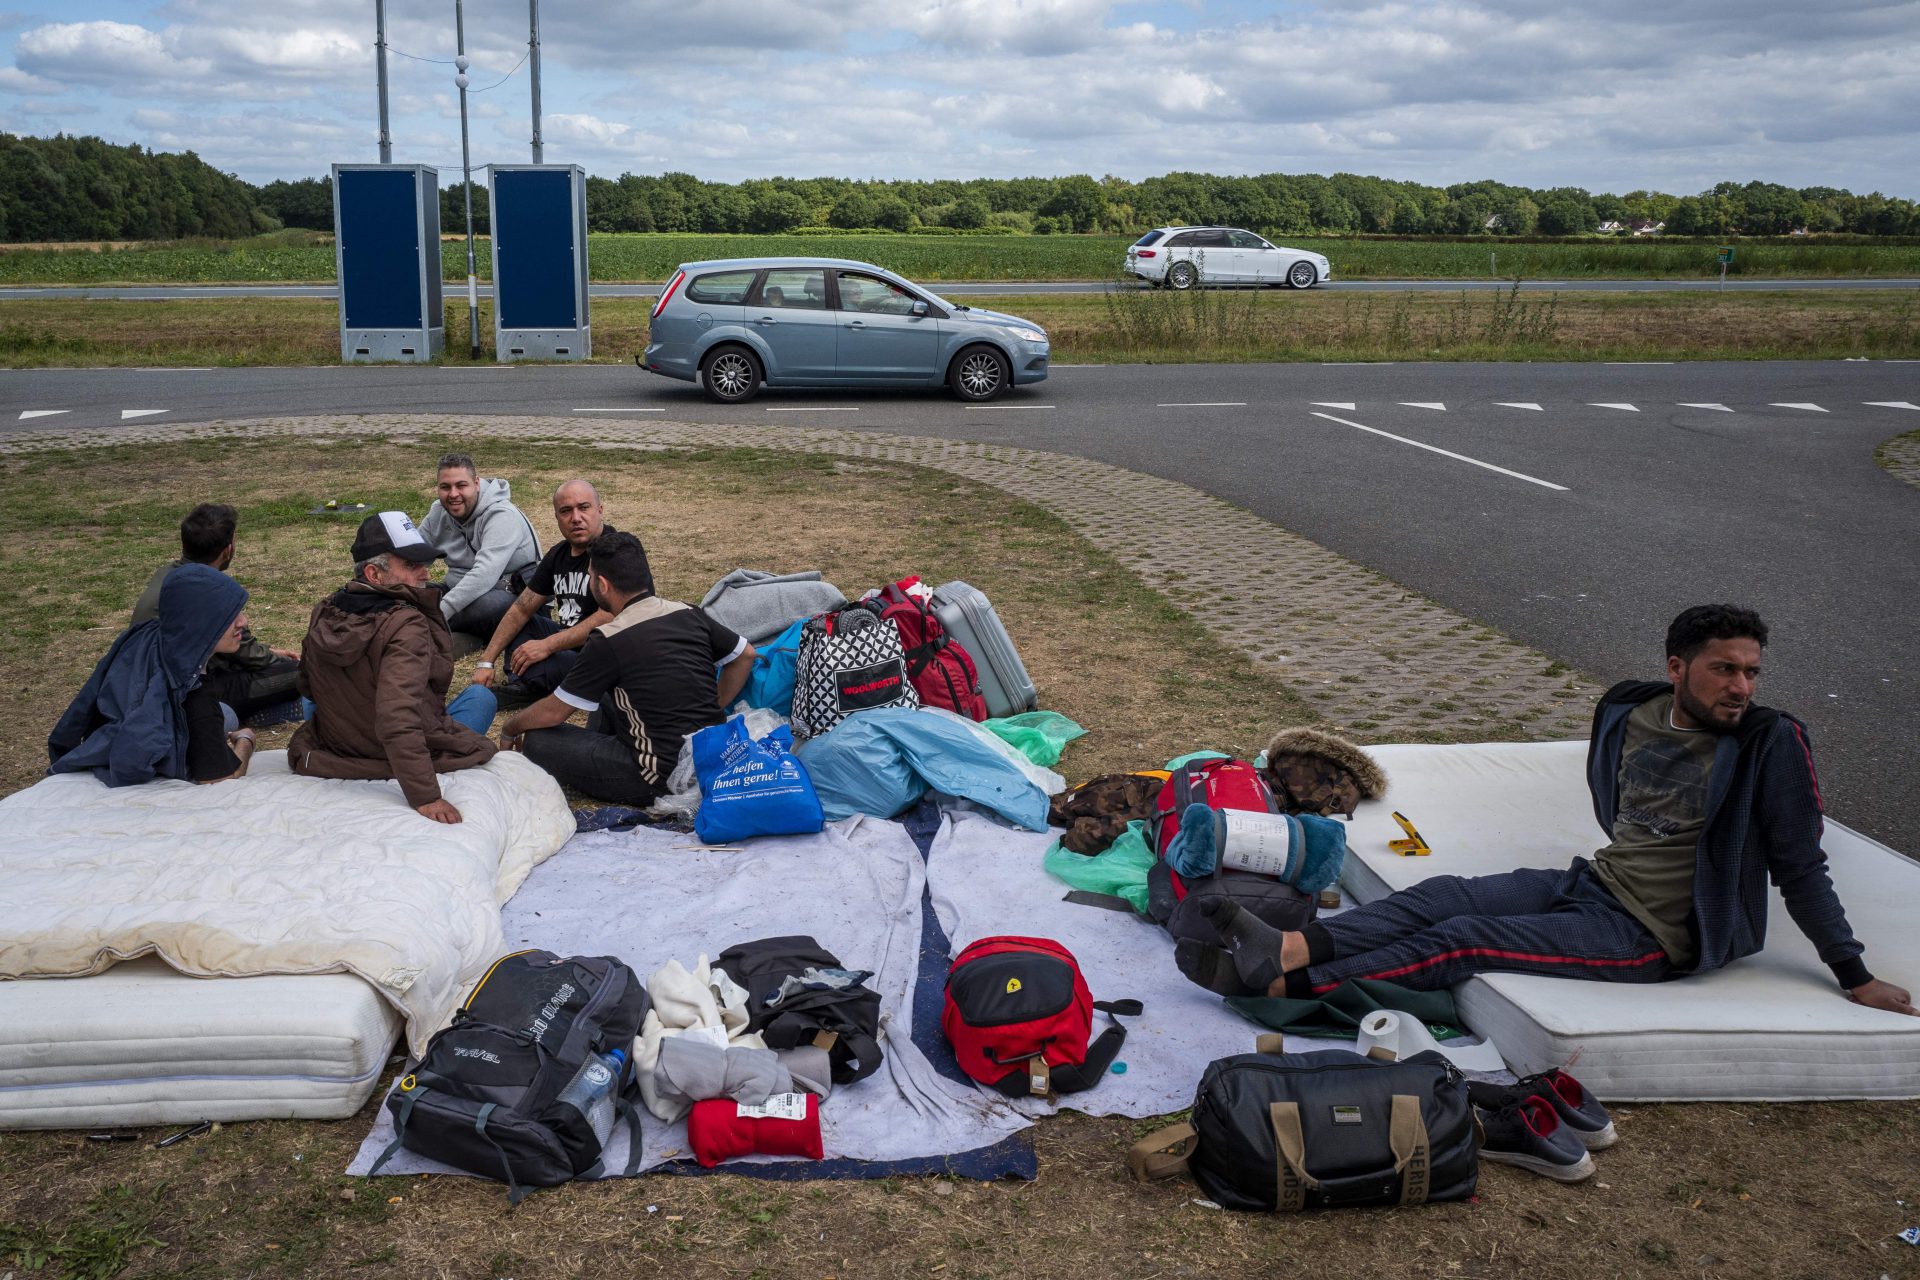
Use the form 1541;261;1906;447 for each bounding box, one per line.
332;164;444;362
487;164;590;361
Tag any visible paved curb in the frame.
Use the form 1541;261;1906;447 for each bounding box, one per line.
3;414;1601;740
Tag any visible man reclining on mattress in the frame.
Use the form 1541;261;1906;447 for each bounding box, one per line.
1178;604;1917;1017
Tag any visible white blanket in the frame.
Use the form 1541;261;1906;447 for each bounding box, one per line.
0;749;574;1057
350;817;1031;1177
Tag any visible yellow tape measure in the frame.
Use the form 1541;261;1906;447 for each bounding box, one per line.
1388;811;1432;857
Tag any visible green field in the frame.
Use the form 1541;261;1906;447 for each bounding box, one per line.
4;231;1920;286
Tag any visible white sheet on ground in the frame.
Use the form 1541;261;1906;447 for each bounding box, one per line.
1343;741;1920;1101
0;749;574;1058
349;817;1030;1177
927;811;1317;1119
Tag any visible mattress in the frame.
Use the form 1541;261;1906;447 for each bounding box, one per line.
1339;741;1920;1102
0;957;401;1129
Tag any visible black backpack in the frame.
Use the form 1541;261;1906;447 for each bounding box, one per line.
716;936;885;1086
370;950;651;1203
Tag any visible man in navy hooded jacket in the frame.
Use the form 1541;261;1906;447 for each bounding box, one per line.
1177;604;1915;1017
49;562;258;787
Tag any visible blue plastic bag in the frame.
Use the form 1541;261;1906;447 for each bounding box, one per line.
794;707;1052;831
691;714;825;844
740;617;806;715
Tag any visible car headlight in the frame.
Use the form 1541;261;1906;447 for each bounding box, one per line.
1009;327;1047;343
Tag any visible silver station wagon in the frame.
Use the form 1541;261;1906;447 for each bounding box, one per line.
638;257;1050;403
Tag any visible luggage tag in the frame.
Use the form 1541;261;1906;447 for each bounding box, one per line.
1028;1055;1052;1097
1388;812;1431;857
813;1030;840;1052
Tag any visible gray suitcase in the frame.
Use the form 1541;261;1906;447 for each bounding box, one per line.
930;581;1037;718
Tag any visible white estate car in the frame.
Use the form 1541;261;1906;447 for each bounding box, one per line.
1125;227;1331;289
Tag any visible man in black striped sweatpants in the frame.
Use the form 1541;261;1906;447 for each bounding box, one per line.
1178;605;1915;1016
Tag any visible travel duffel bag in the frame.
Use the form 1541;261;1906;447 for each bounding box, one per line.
929;580;1038;718
1129;1041;1478;1211
716;936;885;1085
371;950;651;1202
1146;758;1318;941
790;599;921;740
942;936;1140;1097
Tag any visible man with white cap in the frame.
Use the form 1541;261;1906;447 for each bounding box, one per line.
287;511;498;824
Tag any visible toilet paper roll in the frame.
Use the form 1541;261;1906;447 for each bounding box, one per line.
1356;1010;1508;1074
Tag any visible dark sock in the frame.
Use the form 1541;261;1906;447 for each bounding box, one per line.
1174;940;1261;997
1194;898;1285;993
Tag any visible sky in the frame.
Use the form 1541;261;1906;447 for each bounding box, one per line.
1;0;1917;195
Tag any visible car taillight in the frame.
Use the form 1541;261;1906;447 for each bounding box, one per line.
1135;249;1157;258
652;270;685;319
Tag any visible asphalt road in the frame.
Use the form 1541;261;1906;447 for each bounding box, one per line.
5;360;1916;842
3;278;1919;302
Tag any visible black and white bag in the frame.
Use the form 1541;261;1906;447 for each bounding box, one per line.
790;600;920;740
370;950;651;1203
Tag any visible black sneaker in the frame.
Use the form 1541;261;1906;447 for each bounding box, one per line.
1476;1094;1595;1183
1472;1069;1617;1151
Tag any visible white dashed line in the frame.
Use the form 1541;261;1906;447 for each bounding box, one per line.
1866;401;1920;410
1588;403;1640;411
1310;402;1357;411
1157;402;1246;407
764;407;860;413
964;404;1055;410
1311;412;1569;492
1495;402;1543;411
18;409;69;420
1769;402;1828;412
120;409;169;420
572;407;664;413
1398;402;1446;411
1679;403;1734;412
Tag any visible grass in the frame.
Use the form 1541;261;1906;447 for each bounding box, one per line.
2;288;1918;368
5;229;1920;285
5;434;1920;1278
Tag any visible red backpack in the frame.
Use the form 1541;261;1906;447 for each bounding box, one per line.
876;579;989;721
1146;758;1317;941
942;936;1139;1097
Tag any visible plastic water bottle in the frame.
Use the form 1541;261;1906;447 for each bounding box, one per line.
556;1047;626;1152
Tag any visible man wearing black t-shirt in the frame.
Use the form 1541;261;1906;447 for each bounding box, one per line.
472;479;615;697
499;530;758;805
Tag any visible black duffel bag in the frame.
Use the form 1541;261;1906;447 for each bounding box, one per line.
1129;1040;1478;1211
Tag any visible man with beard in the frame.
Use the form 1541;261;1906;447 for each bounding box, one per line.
497;530;756;806
470;479;614;697
418;452;542;640
1176;604;1915;1016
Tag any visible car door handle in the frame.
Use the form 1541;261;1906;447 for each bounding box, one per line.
847;320;867;329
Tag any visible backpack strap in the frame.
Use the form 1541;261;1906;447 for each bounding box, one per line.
836;1029;884;1085
1062;889;1138;914
616;1093;646;1177
366;1079;427;1177
1127;1121;1197;1182
1047;998;1142;1094
474;1102;532;1206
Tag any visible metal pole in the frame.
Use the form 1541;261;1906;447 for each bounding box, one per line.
375;0;392;163
529;0;543;164
455;0;479;358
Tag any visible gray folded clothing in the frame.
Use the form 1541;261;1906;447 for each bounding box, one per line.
656;1035;792;1110
775;1045;834;1100
701;568;847;644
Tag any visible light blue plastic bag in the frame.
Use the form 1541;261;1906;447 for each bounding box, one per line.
794;707;1052;830
740;617;807;715
692;714;824;844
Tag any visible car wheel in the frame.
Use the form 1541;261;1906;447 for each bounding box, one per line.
701;345;762;404
1167;261;1199;290
948;345;1010;402
1286;260;1318;289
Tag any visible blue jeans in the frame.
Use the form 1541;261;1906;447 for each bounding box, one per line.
300;685;496;736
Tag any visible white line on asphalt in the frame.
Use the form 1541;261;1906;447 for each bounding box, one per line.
1605;362;1675;365
1769;402;1827;412
1310;412;1569;492
1049;364;1107;368
1588;402;1640;411
18;409;69;420
120;409;168;420
572;407;665;413
1866;401;1920;410
1495;402;1543;411
1311;401;1357;410
1679;403;1734;412
963;404;1055;410
1399;402;1446;410
1157;402;1246;407
764;407;859;413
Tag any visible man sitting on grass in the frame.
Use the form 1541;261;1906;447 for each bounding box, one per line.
287;511;497;825
499;530;756;807
131;502;301;722
418;452;542;641
470;479;615;698
51;563;258;787
1177;604;1916;1017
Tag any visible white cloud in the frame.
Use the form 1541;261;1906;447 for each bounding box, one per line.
0;63;62;94
16;20;208;83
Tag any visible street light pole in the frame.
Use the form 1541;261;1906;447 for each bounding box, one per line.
454;0;479;358
374;0;392;162
528;0;543;164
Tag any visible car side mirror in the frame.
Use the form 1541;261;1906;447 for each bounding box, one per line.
910;300;929;317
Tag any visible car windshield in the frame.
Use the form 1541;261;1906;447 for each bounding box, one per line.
1133;231;1165;247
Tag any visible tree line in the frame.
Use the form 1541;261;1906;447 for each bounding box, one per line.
6;132;1919;242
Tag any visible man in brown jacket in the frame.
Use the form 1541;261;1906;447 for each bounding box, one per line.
288;511;498;824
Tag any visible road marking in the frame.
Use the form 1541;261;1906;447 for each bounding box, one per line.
765;407;859;413
18;409;69;420
1679;403;1734;412
572;407;665;413
1605;361;1674;365
120;409;168;420
1310;412;1568;492
1769;402;1827;412
1865;401;1920;410
1495;402;1543;411
1588;402;1640;411
1310;401;1357;410
964;404;1055;410
1398;402;1446;411
1157;402;1246;407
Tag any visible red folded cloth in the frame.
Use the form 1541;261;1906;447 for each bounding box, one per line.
687;1093;824;1168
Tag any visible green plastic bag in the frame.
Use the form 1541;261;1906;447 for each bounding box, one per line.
1043;818;1155;915
983;711;1087;768
1164;749;1231;770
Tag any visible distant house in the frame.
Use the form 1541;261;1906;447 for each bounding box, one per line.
1789;227;1811;236
1627;219;1665;235
1483;215;1502;231
1596;220;1625;233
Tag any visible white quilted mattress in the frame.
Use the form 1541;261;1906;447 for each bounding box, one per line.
1340;741;1920;1102
0;958;401;1129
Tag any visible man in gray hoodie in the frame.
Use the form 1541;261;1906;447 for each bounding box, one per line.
417;452;543;640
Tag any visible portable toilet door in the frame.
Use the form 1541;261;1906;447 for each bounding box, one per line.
332;164;445;362
487;164;590;361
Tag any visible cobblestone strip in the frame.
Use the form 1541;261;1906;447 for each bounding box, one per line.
1876;429;1920;490
3;415;1601;739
